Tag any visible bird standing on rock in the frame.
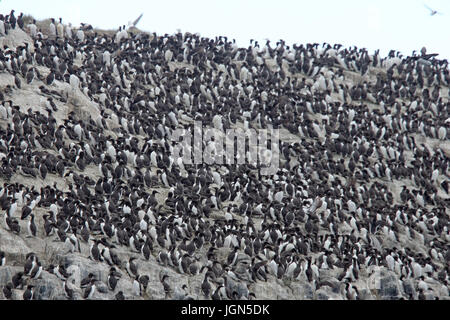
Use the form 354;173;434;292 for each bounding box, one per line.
108;267;120;291
161;274;172;299
23;285;34;300
0;251;5;266
64;279;75;300
83;279;97;299
3;283;13;300
126;257;139;278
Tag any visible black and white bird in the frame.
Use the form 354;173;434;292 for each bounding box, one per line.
64;279;75;300
0;251;5;266
108;267;120;291
161;274;172;298
89;240;102;261
11;272;25;289
115;291;125;300
2;283;13;300
23;285;34;300
126;257;139;277
27;214;37;237
80;273;96;288
132;275;142;296
30;261;43;280
83;279;97;300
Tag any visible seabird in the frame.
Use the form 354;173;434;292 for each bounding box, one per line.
126;257;139;277
64;279;75;300
27;214;37;237
108;267;120;291
424;4;442;16
23;285;34;300
132;275;142;296
161;274;172;298
80;273;95;289
115;291;125;300
128;13;144;29
2;283;13;300
83;279;97;300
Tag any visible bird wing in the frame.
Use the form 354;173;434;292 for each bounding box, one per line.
422;53;439;59
132;13;144;27
424;4;433;13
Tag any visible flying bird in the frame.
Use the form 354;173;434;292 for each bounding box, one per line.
128;13;143;28
424;4;442;16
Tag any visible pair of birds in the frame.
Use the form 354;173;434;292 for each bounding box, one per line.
64;267;123;300
2;283;35;300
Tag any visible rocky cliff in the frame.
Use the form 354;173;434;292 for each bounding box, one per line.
0;13;449;300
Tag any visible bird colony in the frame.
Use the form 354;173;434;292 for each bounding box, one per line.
0;10;449;300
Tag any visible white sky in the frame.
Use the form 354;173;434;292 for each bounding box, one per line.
1;0;449;60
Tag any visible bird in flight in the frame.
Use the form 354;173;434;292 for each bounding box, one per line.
128;13;144;28
424;4;442;16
